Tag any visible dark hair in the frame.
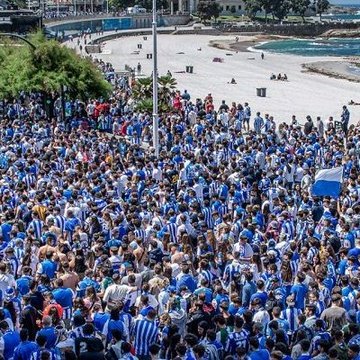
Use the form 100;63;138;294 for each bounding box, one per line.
40;351;51;360
300;339;311;352
175;343;187;356
147;309;157;320
121;342;132;354
110;307;120;321
111;329;123;341
249;336;259;349
234;316;244;329
20;328;29;341
149;343;161;356
265;337;275;351
62;349;77;360
206;329;216;342
183;333;199;347
83;323;94;336
0;321;8;330
193;344;205;357
36;334;47;347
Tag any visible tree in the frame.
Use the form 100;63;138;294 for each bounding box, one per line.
135;0;168;11
132;75;177;113
0;32;112;101
260;0;273;23
271;0;291;21
158;75;177;106
132;77;153;100
108;0;133;10
291;0;311;22
315;0;330;21
243;0;262;20
197;0;221;22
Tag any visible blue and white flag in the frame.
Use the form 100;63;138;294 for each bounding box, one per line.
312;166;343;198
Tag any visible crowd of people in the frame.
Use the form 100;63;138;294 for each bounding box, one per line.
0;47;359;360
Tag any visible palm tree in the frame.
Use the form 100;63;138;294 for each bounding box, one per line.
158;75;177;110
132;74;177;113
134;98;153;113
132;77;153;100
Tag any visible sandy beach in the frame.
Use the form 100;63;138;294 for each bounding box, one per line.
92;34;360;124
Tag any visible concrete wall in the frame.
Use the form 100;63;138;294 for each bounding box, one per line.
161;14;191;26
91;28;174;44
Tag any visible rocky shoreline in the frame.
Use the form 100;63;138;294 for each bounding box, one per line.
302;60;360;82
321;28;360;38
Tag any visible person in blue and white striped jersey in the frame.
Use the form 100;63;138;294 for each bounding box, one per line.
224;316;249;355
133;309;159;360
27;212;43;240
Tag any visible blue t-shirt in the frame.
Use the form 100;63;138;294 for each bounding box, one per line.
94;312;110;332
250;291;268;307
52;287;73;308
16;276;32;296
37;326;57;349
249;349;270;360
291;283;308;310
13;341;38;360
3;330;21;360
40;260;57;279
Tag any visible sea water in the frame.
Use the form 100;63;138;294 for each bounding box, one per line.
254;38;360;57
324;4;360;21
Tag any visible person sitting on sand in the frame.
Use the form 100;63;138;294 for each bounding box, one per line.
282;74;288;81
277;73;282;80
229;78;237;84
270;74;276;80
349;100;360;105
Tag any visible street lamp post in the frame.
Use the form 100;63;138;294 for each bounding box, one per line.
0;33;36;50
152;0;159;158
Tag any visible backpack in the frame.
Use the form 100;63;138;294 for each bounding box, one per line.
297;324;313;341
205;343;220;360
105;344;123;360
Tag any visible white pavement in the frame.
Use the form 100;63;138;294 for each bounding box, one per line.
71;33;360;125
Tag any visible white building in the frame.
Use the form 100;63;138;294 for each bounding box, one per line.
175;0;246;15
217;0;246;15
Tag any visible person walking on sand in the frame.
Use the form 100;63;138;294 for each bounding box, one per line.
244;102;251;132
261;52;264;60
341;105;350;137
316;116;325;139
254;112;264;135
